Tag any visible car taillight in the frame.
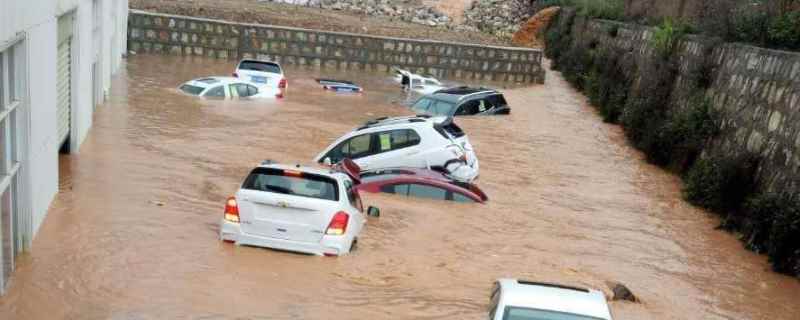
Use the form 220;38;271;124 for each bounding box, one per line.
325;211;349;235
279;78;287;89
224;196;240;223
232;72;238;78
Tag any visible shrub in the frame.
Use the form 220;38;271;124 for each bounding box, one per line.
619;58;676;160
551;0;624;20
767;11;800;50
742;193;800;275
650;19;690;58
684;155;758;213
574;0;624;20
729;5;770;44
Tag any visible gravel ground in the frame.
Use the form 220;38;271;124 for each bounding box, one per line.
130;0;514;46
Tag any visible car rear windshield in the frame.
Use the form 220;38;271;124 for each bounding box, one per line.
179;84;204;96
434;121;465;139
503;307;604;320
242;168;339;201
238;60;282;74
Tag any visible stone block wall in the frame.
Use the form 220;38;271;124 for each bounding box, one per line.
560;14;800;195
127;10;546;83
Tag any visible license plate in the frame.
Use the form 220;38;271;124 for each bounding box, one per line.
251;76;268;84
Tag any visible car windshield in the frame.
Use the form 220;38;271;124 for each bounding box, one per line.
412;98;433;112
179;84;205;96
242;168;339;201
238;60;282;74
503;307;605;320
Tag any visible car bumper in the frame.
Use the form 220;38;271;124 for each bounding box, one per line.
219;219;350;256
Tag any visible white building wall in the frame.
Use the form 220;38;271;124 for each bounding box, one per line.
0;0;128;241
26;20;60;237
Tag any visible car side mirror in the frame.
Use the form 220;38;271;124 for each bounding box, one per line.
323;157;332;166
367;206;380;217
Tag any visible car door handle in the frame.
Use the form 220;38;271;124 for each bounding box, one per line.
405;151;419;156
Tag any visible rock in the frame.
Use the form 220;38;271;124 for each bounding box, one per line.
607;282;639;303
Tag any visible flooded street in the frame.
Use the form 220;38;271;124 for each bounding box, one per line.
1;54;799;319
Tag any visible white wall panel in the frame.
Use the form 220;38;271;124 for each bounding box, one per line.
25;21;59;236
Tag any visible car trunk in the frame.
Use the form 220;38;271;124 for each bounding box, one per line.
237;189;334;243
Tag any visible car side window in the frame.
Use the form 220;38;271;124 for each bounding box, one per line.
203;85;226;97
381;184;410;195
452;192;475;203
247;84;258;96
328;134;373;162
457;100;481;115
375;129;421;153
231;83;253;97
408;184;448;200
487;94;508;107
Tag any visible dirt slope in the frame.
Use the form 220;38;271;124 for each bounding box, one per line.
130;0;512;46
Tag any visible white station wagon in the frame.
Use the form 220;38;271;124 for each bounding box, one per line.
314;116;480;182
179;76;281;99
489;279;614;320
220;160;374;256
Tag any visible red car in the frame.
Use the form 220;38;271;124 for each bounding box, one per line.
356;168;488;203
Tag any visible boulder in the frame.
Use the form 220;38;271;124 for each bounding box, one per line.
607;281;639;303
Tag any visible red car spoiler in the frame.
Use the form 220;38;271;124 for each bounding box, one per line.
333;159;361;184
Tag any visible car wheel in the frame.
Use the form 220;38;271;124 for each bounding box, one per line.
349;238;358;253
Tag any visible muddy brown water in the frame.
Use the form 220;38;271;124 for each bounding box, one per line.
1;55;798;319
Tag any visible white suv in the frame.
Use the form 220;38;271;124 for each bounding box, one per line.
233;59;287;97
314;116;480;182
489;279;613;320
219;160;369;256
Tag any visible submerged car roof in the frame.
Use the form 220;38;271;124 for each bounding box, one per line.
498;279;612;320
422;87;499;104
184;76;257;89
355;115;450;131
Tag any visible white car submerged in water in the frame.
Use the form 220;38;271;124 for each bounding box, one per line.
179;77;281;99
220;160;375;256
489;279;614;320
233;59;288;97
393;67;446;94
314;116;480;182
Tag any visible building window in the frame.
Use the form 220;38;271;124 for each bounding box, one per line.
0;41;24;294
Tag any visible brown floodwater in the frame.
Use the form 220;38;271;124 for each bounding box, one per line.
1;55;798;319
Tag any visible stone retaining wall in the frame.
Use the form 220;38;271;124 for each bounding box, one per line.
559;13;800;196
127;10;545;83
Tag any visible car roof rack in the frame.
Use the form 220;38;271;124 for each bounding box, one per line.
261;159;275;166
516;280;590;293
